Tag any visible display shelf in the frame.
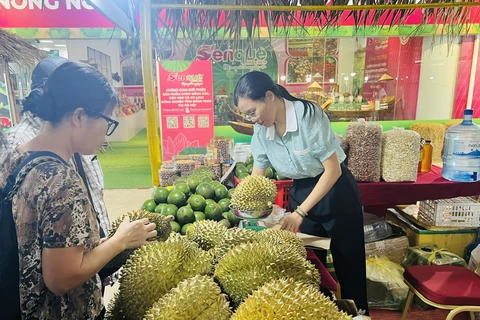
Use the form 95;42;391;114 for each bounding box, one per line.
107;109;146;142
358;166;480;208
326;108;392;119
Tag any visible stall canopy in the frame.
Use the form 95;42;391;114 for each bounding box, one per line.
0;28;47;126
0;28;47;67
102;0;480;50
93;0;480;186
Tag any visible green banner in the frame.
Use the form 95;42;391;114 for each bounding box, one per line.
184;40;278;126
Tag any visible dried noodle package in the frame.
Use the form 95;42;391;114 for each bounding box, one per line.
346;119;383;182
409;122;445;162
381;127;420;182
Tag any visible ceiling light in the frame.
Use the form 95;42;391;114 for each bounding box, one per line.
39;40;53;43
54;44;67;47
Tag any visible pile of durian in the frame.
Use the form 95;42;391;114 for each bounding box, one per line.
230;175;278;211
105;215;352;320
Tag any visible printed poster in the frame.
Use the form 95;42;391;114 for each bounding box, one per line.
157;60;214;161
362;37;389;100
184;40;278;125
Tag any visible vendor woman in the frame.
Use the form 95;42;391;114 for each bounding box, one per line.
234;71;369;315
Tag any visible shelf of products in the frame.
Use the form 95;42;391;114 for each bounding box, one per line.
358;166;480;208
326;107;393;119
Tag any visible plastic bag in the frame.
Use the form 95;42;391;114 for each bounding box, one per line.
403;244;467;267
363;213;393;243
381;127;421;182
468;243;480;274
346;119;382;182
263;205;287;228
366;256;409;309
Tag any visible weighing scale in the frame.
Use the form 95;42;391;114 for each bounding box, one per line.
231;207;272;232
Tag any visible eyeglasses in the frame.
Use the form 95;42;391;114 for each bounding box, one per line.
243;105;260;122
83;108;119;136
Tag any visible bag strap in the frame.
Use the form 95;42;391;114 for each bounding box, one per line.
73;153;106;238
3;151;67;199
73;153;95;211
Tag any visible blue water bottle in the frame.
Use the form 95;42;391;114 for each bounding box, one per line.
442;109;480;182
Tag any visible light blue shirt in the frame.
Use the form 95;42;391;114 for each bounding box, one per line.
251;99;346;180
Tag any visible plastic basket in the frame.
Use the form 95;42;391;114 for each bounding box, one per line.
233;176;293;212
418;197;480;228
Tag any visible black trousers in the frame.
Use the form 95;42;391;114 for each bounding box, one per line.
290;163;369;315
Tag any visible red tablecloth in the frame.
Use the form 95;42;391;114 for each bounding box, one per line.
358;166;480;208
306;249;338;292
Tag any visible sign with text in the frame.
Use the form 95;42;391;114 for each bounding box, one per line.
362;37;389;99
158;60;214;161
0;0;113;28
184;40;278;126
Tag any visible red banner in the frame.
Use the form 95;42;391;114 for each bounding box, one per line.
453;37;480;119
362;38;389;100
156;8;480;28
3;4;480;29
0;0;113;28
157;60;214;161
361;37;422;118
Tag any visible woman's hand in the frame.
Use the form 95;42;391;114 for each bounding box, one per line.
43;218;156;296
111;216;157;250
281;212;304;233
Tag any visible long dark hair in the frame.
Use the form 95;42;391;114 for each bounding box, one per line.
234;71;319;118
32;62;119;124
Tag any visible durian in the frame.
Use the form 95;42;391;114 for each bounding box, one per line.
104;293;122;320
254;229;307;258
231;278;352;320
186;220;228;251
230;175;277;211
109;209;172;242
105;210;172;269
144;275;231;320
166;231;197;247
115;241;213;320
213;228;256;263
214;242;320;306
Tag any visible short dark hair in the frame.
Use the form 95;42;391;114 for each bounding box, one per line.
31;61;119;124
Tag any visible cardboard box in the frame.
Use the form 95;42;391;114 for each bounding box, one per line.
365;224;409;264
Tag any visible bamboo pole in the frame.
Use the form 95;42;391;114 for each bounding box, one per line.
140;0;162;186
152;2;480;11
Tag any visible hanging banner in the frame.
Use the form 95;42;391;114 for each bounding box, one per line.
362;37;389;100
158;60;214;161
183;40;278;126
0;0;113;28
